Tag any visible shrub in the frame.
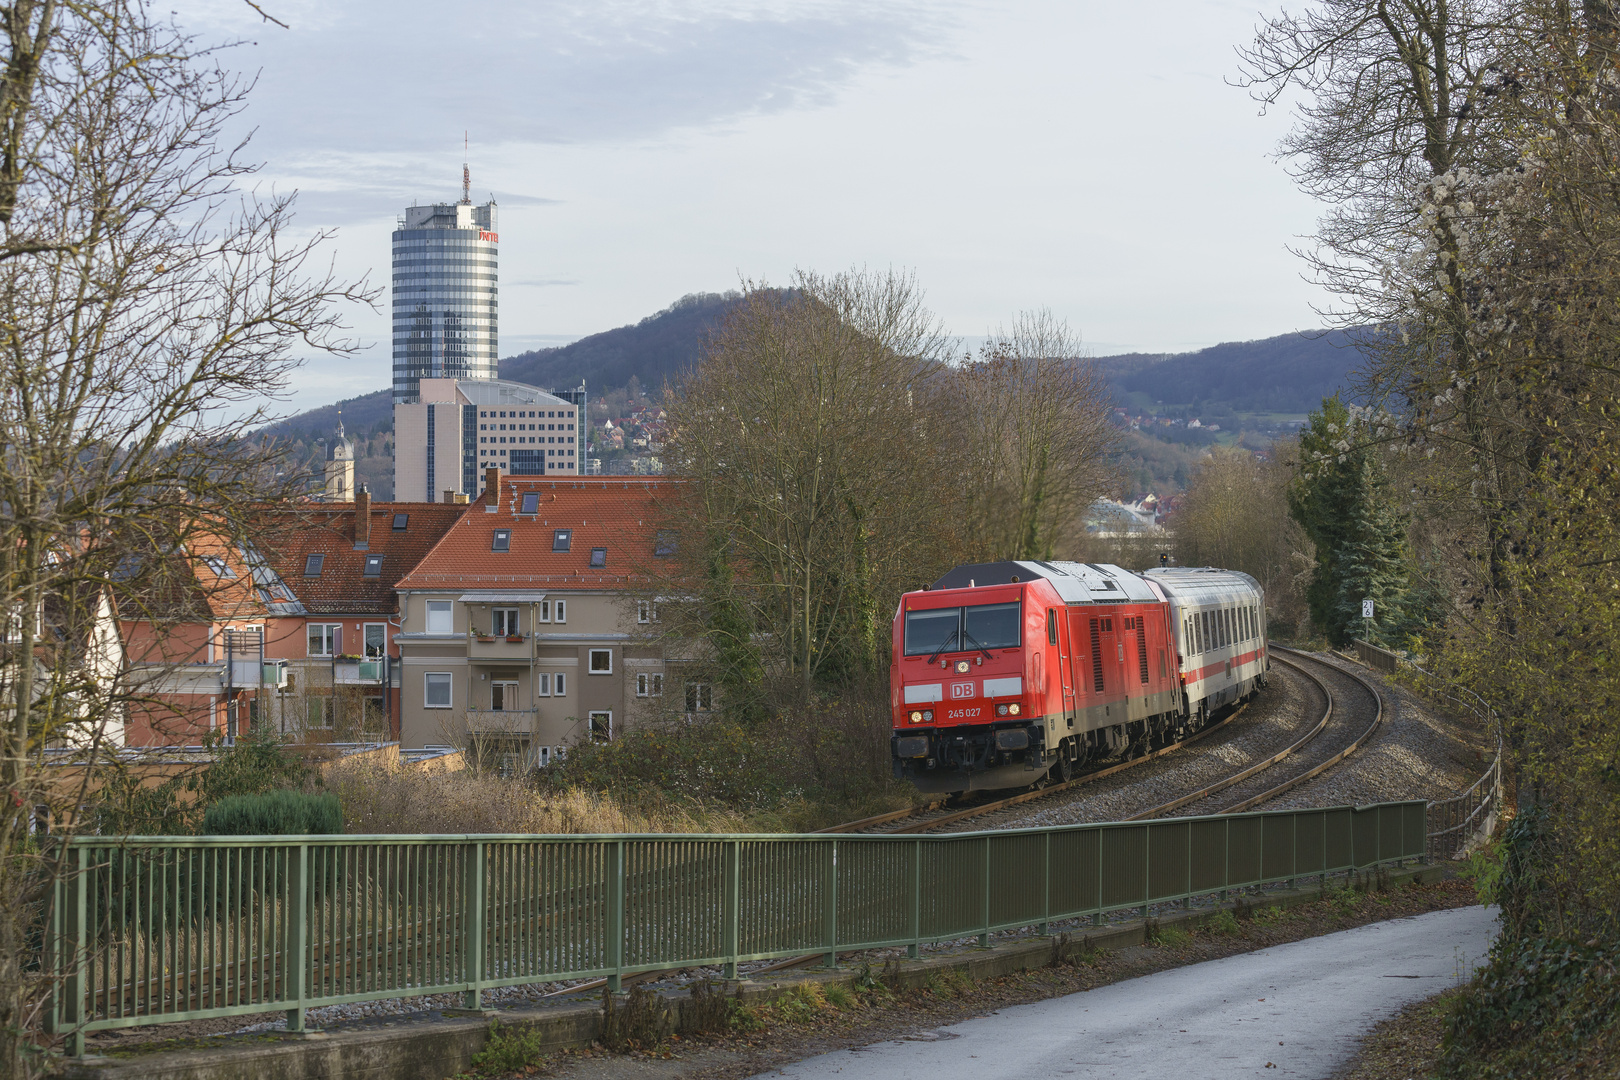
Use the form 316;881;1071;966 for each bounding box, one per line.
1206;909;1241;936
465;1021;546;1077
202;789;342;836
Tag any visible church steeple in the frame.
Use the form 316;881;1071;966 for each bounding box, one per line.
324;415;355;501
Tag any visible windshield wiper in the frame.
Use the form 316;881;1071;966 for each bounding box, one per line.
961;629;995;662
927;628;959;666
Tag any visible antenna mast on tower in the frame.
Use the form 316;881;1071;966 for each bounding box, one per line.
461;132;471;204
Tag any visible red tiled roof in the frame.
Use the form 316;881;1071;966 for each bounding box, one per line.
395;478;677;591
254;501;469;614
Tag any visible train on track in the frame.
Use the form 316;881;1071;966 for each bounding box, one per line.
891;561;1269;794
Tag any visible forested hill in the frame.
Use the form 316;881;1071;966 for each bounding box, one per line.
501;291;744;395
1098;329;1372;413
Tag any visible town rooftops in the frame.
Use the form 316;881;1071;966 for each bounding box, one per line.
254;497;468;614
395;475;675;592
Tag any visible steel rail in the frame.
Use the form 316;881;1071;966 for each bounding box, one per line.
1123;651;1332;821
1212;650;1384;814
850;690;1258;836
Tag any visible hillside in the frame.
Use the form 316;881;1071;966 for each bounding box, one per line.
1099;329;1372;414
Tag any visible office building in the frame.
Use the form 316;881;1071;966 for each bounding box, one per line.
392;176;498;402
393;378;586;502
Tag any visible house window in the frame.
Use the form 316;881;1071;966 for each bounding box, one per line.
589;547;607;568
363;555;384;578
307;623;339;657
492;608;519;636
520;491;539;514
425;601;453;634
553;600;566;623
654;530;676;557
303;553;324;577
636;672;663;697
201;554;235;578
589;711;612;742
538;745;552;767
637;600;651;624
536;672;551;696
392;513;409;531
363;623;386;658
491;681;519;711
537;600;550;623
424;672;452;708
553;529;571;552
685;681;712;712
492;529;511;552
588;649;612;674
554;672;567;697
307;697;332;729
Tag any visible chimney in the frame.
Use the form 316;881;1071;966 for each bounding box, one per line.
354;485;371;549
485;466;500;499
443;490;456;504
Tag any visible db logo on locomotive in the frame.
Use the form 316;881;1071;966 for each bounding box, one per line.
950;682;975;699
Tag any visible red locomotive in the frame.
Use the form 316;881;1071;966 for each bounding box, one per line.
890;561;1268;794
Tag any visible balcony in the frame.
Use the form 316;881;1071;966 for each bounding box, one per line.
468;633;532;661
465;708;538;735
334;658;386;685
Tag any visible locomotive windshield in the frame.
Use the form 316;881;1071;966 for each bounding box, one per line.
903;601;1021;656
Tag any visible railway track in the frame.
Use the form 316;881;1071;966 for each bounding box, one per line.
1129;647;1383;820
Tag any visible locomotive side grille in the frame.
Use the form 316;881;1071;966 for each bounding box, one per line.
1089;618;1104;692
1137;620;1150;684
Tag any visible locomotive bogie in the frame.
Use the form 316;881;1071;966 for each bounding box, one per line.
891;560;1269;796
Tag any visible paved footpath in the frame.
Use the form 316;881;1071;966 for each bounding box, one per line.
753;906;1498;1080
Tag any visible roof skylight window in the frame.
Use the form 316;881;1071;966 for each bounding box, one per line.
363;555;384;578
492;529;511;552
553;529;571;552
520;492;539;515
392;513;408;531
589;547;607;568
303;554;324;577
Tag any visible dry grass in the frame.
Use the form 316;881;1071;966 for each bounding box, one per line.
324;757;748;835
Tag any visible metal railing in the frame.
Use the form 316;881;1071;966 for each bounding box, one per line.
43;801;1426;1055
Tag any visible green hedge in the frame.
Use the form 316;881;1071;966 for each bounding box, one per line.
201;789;343;836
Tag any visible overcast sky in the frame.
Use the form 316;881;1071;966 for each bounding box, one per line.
181;0;1326;413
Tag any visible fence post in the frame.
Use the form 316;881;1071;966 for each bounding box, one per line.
1039;832;1051;936
1092;825;1105;927
607;840;625;992
909;838;921;960
463;840;487;1010
63;844;87;1057
979;835;991;947
821;840;838;968
722;840;740;979
286;843;309;1033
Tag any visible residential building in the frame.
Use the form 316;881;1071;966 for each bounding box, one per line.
393;471;677;770
393;377;586;502
251;491;467;742
119;531;301;746
392;181;498;402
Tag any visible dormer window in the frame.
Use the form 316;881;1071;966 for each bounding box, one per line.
520;491;539;515
392;513;408;531
552;529;571;552
492;529;511;553
200;555;235;578
303;554;324;577
589;547;607;568
363;555;384;578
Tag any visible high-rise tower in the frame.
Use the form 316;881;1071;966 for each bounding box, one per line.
391;160;498;402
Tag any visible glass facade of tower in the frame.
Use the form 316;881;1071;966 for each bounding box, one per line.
391;200;498;401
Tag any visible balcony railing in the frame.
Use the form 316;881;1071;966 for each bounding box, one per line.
467;633;531;660
334;659;386;685
465;708;539;734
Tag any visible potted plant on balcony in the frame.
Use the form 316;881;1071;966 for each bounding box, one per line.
473;627;496;643
504;632;524;643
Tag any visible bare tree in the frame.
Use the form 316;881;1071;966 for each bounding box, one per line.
0;4;369;1070
951;310;1117;561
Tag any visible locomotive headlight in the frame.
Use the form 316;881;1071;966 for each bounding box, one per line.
909;710;923;724
923;709;934;721
1008;703;1021;716
995;704;1009;716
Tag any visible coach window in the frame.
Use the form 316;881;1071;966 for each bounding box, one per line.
1047;609;1057;646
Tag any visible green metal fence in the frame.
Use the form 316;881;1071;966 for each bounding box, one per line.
43;800;1427;1055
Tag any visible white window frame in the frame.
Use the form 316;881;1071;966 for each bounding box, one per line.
425;600;453;634
537;745;552;767
637;672;665;697
637;600;650;624
424;672;453;709
685;680;713;712
554;599;567;623
589;710;612;742
537;600;551;623
554;672;567;697
491;680;519;711
536;672;552;696
307;623;339;657
588;649;612;675
492;607;520;636
363;623;387;659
